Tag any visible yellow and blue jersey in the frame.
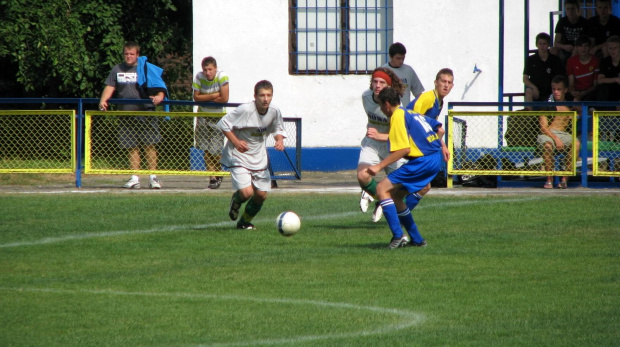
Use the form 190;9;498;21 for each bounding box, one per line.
405;90;442;120
388;107;442;158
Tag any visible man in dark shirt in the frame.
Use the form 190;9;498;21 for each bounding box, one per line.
523;33;566;110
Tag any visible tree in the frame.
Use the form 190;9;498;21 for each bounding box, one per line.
0;0;192;103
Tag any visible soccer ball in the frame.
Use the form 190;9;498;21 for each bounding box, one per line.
276;211;301;236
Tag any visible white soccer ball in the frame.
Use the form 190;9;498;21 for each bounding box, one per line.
276;211;301;236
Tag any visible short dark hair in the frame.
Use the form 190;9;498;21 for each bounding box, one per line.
436;68;454;81
201;56;217;68
536;33;551;45
388;42;407;57
564;0;580;9
607;35;620;44
551;75;568;88
254;80;273;95
575;35;591;46
378;87;401;106
123;41;140;54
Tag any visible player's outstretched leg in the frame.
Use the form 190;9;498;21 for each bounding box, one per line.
380;199;408;249
237;196;263;230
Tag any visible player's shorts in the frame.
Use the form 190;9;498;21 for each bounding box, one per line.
358;137;405;174
387;151;442;193
537;130;573;149
229;166;272;192
117;116;161;149
195;118;224;156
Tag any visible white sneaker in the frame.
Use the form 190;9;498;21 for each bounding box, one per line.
123;177;140;189
359;190;374;213
149;177;162;189
371;202;383;222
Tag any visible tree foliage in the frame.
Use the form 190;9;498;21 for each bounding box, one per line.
0;0;192;102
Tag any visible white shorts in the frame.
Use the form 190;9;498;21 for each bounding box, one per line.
358;137;405;174
230;166;272;191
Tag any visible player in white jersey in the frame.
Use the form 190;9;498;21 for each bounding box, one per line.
193;56;229;189
382;42;424;106
217;80;286;230
357;67;405;222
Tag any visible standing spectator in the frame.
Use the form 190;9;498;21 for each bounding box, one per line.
218;80;286;230
99;41;167;189
523;33;565;110
597;36;620;109
567;35;600;102
193;56;230;189
382;42;424;106
366;87;448;249
552;0;588;65
585;0;620;58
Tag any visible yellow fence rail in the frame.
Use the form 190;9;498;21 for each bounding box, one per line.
448;111;578;176
593;111;620;177
0;110;75;173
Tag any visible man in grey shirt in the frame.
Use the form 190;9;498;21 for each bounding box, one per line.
382;42;424;106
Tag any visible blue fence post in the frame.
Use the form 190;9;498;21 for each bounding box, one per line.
580;104;589;188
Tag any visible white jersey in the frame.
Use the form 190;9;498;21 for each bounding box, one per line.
362;89;390;135
217;101;287;170
382;62;424;106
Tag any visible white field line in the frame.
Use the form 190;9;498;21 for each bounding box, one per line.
0;197;544;249
0;286;425;346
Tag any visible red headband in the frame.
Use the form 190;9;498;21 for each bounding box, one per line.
372;70;392;86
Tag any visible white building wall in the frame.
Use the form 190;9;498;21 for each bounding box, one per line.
193;0;559;148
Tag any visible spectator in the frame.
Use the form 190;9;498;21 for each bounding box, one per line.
99;41;167;189
193;56;230;189
552;0;588;65
567;35;600;102
382;42;424;106
596;35;620;109
538;75;580;189
523;33;565;110
218;80;286;230
585;0;620;58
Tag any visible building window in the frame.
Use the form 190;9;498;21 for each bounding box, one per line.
289;0;393;75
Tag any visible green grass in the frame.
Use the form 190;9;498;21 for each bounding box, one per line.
0;192;618;346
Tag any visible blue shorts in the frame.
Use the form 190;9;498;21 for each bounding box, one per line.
387;151;442;193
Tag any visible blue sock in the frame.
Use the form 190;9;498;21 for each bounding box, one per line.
406;192;423;211
398;208;424;243
380;199;404;238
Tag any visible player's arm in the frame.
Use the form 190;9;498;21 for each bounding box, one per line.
99;85;115;111
273;134;285;151
221;130;249;153
436;125;450;162
366;127;389;141
366;148;410;176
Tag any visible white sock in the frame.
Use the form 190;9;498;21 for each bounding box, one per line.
131;175;139;181
150;175;156;180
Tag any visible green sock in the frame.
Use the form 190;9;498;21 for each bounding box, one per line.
362;178;378;199
241;198;263;223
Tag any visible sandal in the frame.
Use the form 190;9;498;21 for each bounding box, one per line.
543;182;553;189
558;181;567;189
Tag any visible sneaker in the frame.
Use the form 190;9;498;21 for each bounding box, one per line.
149;177;162;189
228;194;242;221
123;177;140;189
208;177;222;189
388;236;408;250
408;240;427;248
236;220;255;230
359;190;374;213
371;202;383;222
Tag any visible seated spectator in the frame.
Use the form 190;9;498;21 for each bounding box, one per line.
523;33;565;110
538;75;580;189
567;35;600;102
596;35;620;110
552;0;588;65
585;0;620;58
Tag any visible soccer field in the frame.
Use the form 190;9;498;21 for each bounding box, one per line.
0;192;618;346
